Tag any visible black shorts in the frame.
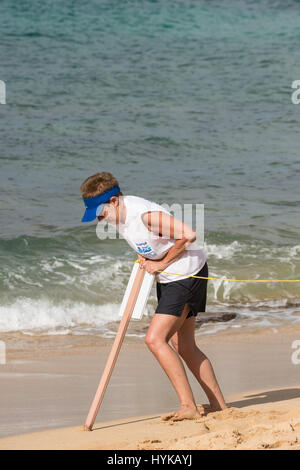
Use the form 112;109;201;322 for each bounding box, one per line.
155;262;208;319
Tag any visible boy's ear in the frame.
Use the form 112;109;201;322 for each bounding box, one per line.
110;196;119;206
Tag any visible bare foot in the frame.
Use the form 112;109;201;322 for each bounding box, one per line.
202;404;228;415
161;406;203;422
197;404;205;415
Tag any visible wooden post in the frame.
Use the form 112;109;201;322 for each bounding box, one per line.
84;266;146;431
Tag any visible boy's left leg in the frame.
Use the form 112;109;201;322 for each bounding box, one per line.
145;303;202;420
170;316;227;413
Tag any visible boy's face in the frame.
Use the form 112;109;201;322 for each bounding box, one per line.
97;196;122;225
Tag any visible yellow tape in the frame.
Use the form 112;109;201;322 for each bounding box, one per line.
135;259;300;282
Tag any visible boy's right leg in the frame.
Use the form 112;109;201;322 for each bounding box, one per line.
145;303;202;421
170;316;227;413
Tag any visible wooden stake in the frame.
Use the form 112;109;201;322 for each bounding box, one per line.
84;266;146;431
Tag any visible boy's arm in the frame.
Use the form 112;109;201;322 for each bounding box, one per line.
139;211;196;273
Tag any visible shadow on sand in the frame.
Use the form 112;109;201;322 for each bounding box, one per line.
227;387;300;409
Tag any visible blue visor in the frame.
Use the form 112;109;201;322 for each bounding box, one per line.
81;185;120;223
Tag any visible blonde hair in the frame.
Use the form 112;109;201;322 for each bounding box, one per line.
80;172;123;198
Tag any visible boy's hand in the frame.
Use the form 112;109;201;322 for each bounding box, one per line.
138;259;165;275
137;254;146;269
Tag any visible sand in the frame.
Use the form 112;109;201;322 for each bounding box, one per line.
1;328;300;449
0;389;300;450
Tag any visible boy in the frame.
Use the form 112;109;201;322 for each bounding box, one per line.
81;171;227;420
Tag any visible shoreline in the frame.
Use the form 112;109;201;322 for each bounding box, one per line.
2;322;300;360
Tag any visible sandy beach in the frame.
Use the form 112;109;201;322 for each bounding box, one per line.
1;328;300;450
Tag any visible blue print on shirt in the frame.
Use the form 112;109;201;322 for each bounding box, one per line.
136;241;156;257
137;246;151;254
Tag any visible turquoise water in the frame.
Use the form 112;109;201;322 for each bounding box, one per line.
0;0;299;337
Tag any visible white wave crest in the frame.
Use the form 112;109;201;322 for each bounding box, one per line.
203;240;242;259
0;298;122;333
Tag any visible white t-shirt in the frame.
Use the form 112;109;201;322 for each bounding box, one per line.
117;195;206;283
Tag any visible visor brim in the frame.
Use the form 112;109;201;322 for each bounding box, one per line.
81;207;98;223
81;203;105;223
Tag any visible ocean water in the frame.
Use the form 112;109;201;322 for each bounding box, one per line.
0;0;299;342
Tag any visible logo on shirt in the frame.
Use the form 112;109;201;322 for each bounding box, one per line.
136;241;156;257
